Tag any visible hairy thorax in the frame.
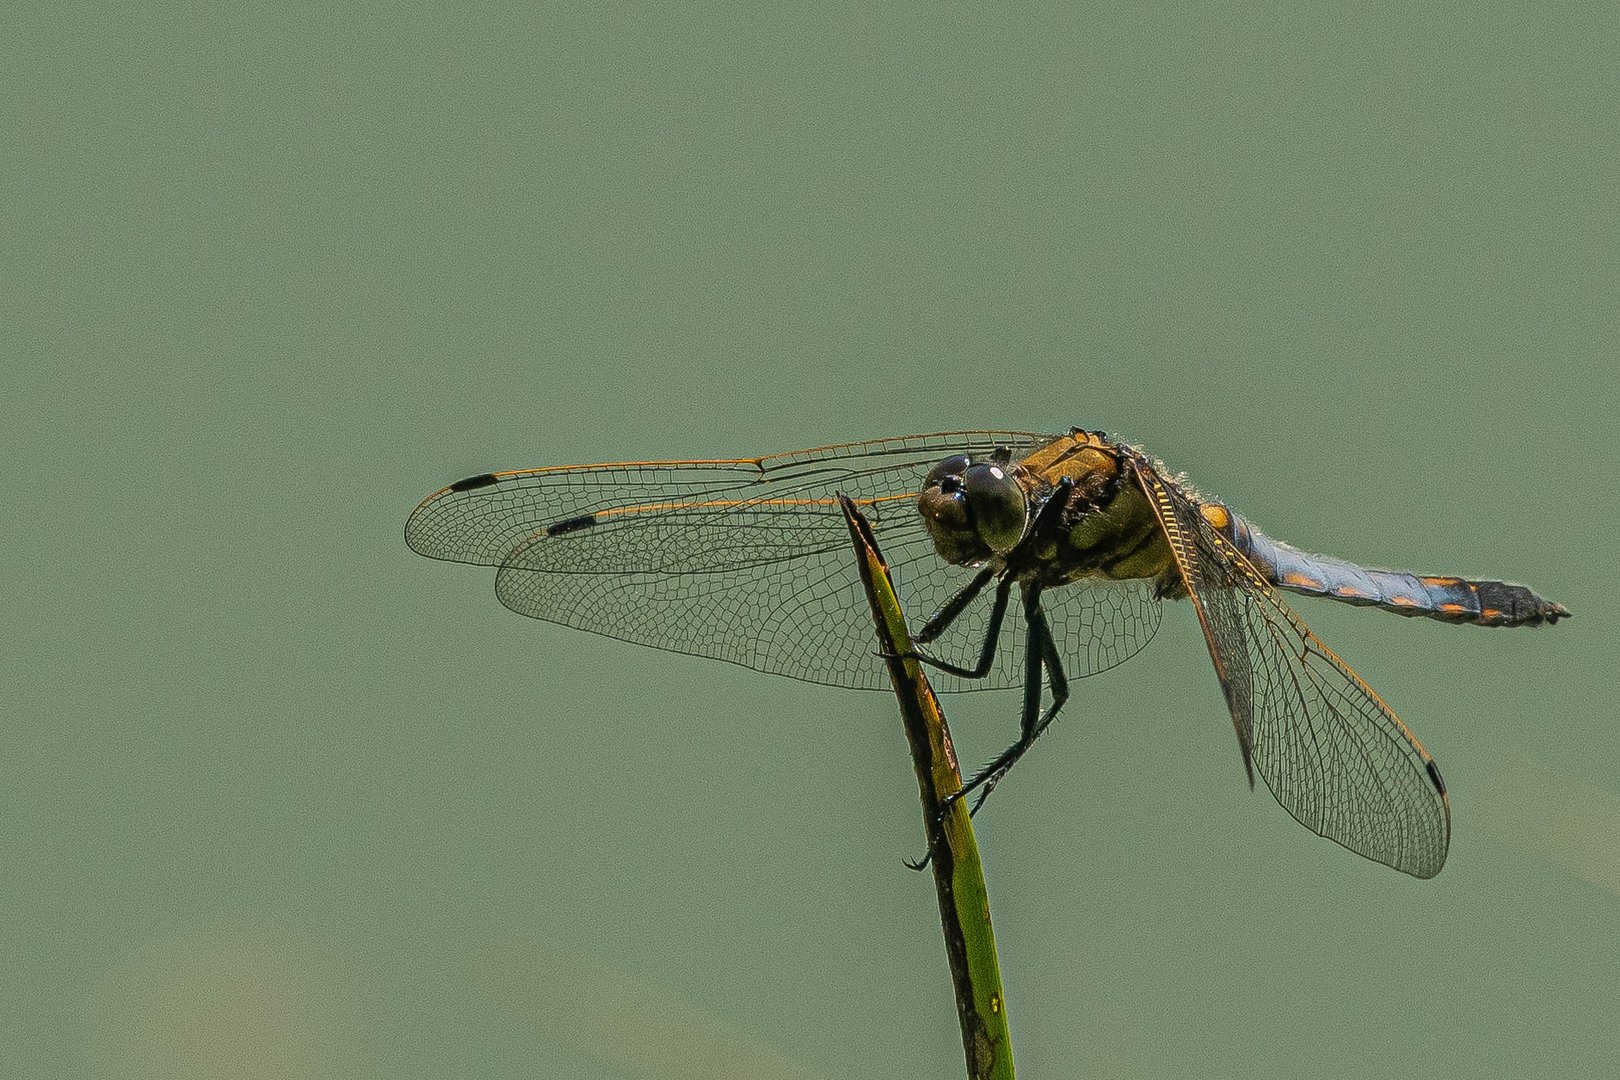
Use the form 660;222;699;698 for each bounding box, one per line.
1013;433;1175;586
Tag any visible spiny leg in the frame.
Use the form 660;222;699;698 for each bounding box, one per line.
914;563;996;645
947;581;1072;815
898;575;1013;679
897;572;1016;872
905;582;1053;871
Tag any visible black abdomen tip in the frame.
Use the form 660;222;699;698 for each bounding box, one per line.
1473;580;1571;626
449;472;500;492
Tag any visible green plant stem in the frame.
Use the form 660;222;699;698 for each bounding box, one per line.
840;496;1015;1080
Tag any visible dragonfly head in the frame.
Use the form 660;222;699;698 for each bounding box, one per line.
918;452;1030;563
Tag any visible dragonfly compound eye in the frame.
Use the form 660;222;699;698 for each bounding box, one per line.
960;463;1028;554
918;457;989;565
925;454;972;486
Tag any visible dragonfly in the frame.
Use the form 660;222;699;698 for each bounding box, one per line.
406;429;1569;878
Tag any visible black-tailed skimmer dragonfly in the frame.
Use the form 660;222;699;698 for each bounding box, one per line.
406;429;1570;878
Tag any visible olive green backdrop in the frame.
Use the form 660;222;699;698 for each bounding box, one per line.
6;4;1615;1078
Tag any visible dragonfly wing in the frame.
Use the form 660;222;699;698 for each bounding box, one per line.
1043;577;1162;682
409;432;1055;690
497;522;907;689
908;567;1163;690
1130;455;1451;878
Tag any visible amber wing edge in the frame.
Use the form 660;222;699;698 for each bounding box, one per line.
839;495;1016;1080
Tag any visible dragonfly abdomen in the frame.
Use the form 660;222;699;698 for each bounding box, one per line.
1205;504;1570;627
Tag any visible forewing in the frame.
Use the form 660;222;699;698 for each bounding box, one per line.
1130;456;1451;878
407;433;1024;690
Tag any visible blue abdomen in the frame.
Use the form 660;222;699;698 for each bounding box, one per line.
1203;503;1569;627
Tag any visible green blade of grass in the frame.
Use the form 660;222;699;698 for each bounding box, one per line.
839;496;1015;1080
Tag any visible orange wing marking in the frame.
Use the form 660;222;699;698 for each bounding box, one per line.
591;492;917;520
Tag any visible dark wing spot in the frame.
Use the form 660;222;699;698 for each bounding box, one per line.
1425;759;1447;796
547;513;598;536
449;472;500;492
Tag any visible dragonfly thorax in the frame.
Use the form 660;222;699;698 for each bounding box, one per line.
917;452;1032;565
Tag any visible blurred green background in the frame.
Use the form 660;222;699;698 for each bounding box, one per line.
6;3;1616;1077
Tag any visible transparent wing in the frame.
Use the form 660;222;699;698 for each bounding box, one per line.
911;566;1162;694
406;431;1160;692
1130;455;1451;878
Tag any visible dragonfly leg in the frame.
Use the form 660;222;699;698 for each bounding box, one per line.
908;585;1069;871
895;575;1012;679
913;563;996;644
946;582;1071;813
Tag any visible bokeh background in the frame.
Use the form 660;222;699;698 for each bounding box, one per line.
7;4;1616;1077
